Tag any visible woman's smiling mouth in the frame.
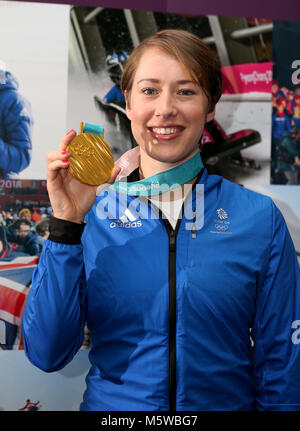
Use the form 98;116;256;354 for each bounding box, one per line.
148;126;185;140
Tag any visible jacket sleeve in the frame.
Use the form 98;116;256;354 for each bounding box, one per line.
22;240;88;372
286;116;292;132
23;232;40;256
103;85;118;104
253;201;300;410
271;113;275;132
0;92;33;173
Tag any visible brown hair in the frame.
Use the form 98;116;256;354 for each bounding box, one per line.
121;29;222;112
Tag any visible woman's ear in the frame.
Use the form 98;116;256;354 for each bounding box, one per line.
124;90;131;120
206;106;216;123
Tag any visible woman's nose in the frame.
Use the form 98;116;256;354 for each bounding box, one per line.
154;92;178;118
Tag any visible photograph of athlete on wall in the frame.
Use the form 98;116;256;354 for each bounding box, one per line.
0;1;69;179
271;21;300;184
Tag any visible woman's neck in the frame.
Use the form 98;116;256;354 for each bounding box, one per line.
139;147;199;179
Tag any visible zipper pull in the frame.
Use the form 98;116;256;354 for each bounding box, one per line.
169;229;176;252
192;225;196;239
191;210;196;239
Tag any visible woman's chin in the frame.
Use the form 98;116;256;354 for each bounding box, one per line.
142;143;197;165
147;149;191;165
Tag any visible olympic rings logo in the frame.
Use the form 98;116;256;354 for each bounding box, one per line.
214;223;229;231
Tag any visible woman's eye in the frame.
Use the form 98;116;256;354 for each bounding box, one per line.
178;89;195;96
142;88;157;95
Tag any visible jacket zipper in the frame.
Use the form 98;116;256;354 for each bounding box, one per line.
158;167;204;411
161;219;178;411
168;225;176;411
191;210;197;239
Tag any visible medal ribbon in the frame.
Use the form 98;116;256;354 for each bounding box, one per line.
82;122;104;137
110;150;204;196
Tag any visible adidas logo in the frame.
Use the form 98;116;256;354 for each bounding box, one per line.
110;208;142;228
110;220;142;228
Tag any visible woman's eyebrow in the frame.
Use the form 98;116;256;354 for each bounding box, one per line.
137;79;160;84
137;79;196;85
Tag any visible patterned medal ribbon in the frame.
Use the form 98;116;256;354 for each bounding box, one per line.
110;150;204;196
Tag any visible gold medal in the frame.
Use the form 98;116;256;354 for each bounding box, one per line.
68;122;114;186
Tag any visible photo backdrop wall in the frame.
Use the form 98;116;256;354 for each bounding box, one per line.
0;0;299;412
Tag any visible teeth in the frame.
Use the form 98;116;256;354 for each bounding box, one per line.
152;127;181;135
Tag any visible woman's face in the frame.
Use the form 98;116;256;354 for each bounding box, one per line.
125;47;215;165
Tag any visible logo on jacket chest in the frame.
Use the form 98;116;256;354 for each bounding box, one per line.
109;208;143;229
210;208;232;234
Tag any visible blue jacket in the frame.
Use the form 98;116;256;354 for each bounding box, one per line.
22;170;300;411
0;71;33;178
293;117;300;129
103;84;125;104
272;112;291;140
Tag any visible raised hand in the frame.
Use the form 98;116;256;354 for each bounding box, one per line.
46;130;121;223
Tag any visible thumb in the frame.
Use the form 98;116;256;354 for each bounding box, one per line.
108;165;121;184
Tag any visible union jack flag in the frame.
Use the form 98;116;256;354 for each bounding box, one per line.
0;256;39;350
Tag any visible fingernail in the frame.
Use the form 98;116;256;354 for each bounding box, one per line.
62;151;69;155
62;160;69;163
67;129;75;135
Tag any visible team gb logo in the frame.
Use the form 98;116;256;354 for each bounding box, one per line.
217;208;228;220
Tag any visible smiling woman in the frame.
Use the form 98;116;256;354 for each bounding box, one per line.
120;30;221;178
124;48;215;174
22;29;300;412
